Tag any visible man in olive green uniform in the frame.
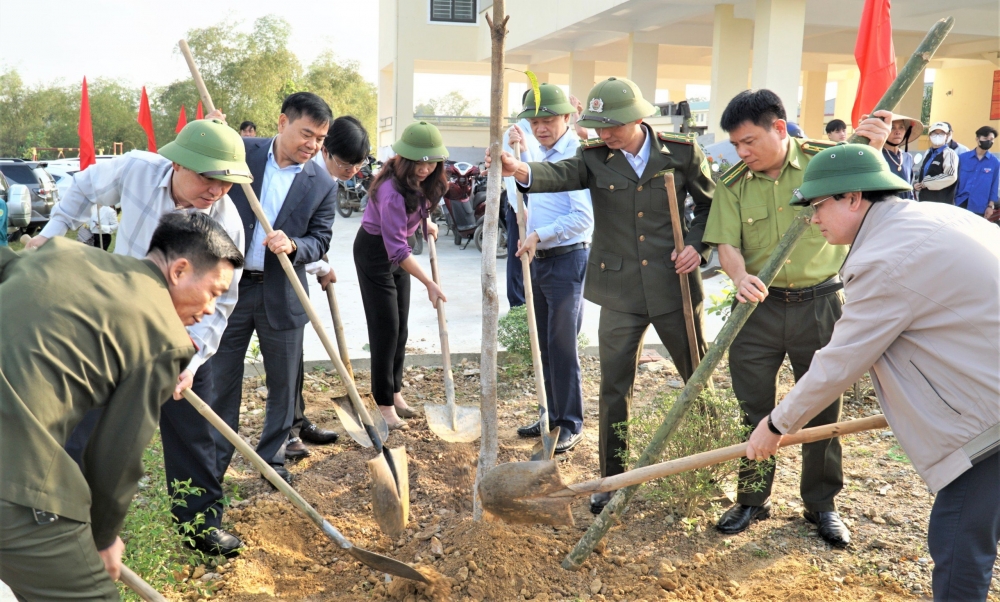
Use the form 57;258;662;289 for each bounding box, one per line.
488;77;715;513
703;89;889;546
0;212;243;600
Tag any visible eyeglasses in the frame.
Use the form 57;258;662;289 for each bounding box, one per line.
810;195;835;209
331;154;369;171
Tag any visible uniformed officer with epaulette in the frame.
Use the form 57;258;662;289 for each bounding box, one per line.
487;76;715;514
703;89;889;547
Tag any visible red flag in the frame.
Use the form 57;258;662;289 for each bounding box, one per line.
175;104;188;133
852;0;897;127
137;86;157;152
196;100;204;120
78;77;96;171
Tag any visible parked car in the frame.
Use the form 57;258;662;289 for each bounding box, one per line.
43;162;80;198
0;159;61;235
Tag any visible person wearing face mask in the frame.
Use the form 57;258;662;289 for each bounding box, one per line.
954;126;999;220
913;122;959;204
355;121;448;430
880;114;922;200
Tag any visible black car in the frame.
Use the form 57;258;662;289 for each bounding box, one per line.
0;159;61;234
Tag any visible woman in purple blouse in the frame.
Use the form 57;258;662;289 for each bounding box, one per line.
354;122;449;429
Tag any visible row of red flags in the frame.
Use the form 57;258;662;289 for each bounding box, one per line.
74;0;896;172
77;80;204;171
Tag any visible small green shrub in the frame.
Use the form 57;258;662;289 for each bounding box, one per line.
705;278;736;322
498;304;589;363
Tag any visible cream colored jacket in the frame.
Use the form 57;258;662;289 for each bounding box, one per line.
771;198;1000;492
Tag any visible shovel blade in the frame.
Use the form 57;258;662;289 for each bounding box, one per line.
425;403;482;443
530;426;562;461
478;460;575;527
332;394;390;448
367;447;409;538
347;546;428;583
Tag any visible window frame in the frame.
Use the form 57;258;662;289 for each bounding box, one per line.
429;0;478;25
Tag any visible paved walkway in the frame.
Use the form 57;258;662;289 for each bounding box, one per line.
298;214;729;365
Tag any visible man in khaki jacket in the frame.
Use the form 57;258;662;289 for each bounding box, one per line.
746;144;1000;601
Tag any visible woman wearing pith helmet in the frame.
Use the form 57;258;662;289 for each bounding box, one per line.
354;121;449;429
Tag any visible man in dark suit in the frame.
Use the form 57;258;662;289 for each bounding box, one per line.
210;93;337;494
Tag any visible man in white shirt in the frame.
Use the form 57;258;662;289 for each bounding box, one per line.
30;117;251;557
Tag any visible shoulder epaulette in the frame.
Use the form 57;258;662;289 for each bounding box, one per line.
580;137;607;150
657;131;696;145
719;161;749;189
800;139;837;156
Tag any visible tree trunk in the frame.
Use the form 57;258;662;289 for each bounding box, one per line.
472;0;508;521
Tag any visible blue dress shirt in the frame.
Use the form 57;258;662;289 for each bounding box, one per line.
246;139;305;270
954;150;1000;215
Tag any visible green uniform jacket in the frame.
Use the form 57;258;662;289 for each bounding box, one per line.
524;124;716;316
0;238;194;549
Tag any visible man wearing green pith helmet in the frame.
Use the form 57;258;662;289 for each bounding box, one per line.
33;112;253;558
746;144;1000;600
487;77;716;514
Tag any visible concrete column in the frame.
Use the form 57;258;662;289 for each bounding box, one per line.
378;66;395;150
627;34;660;102
569;55;596;101
799;70;827;139
750;0;807;118
833;72;859;128
708;4;753;135
393;57;415;143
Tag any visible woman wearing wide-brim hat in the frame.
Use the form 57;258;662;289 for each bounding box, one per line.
354;121;449;429
881;113;923;200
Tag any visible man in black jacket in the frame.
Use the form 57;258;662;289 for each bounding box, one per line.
210;93;337;489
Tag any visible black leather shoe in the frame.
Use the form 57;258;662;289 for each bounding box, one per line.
517;421;542;438
554;430;582;454
262;464;293;489
590;490;615;514
804;510;851;548
716;501;772;534
189;528;244;558
285;438;311;459
300;422;339;445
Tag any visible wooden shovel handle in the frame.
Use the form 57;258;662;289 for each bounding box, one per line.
426;231;457;425
565;414;889;497
511;140;550;433
663;172;700;370
178;40;215;114
322;254;354;381
119;565;166;602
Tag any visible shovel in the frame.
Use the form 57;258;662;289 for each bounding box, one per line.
664;172;703;374
479;414;888;526
181;390;427;583
319;255;390;447
511;140;560;460
120;565;167;602
424;225;482;442
178;39;408;538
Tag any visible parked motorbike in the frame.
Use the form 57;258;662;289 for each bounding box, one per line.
440;161;507;258
336;156;379;218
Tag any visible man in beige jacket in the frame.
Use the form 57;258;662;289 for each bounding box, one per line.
746;144;1000;601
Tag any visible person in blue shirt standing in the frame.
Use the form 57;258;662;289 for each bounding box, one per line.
881;114;922;200
954;126;999;219
506;83;594;453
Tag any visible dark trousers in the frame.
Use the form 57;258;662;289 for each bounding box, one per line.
91;232;112;250
505;201;525;307
531;248;588;435
0;500;119;601
354;228;410;407
290;355;309;439
928;451;1000;601
211;274;304;477
730;291;844;512
63;362;223;533
597;304;706;477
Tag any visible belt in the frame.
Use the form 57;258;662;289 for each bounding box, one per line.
535;242;588;260
242;270;265;283
768;277;842;303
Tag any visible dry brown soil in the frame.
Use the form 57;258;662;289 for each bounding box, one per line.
172;356;1000;602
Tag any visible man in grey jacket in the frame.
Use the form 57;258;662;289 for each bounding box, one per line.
747;144;1000;601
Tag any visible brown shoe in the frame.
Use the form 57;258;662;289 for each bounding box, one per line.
285;438;311;459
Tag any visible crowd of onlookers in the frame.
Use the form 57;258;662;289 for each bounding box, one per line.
825;117;998;221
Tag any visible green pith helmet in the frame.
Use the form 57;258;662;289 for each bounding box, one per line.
792;144;912;205
159;119;253;183
577;77;658;129
517;83;576;120
392;121;449;162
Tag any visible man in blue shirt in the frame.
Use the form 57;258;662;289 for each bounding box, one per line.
507;84;594;453
955;126;999;219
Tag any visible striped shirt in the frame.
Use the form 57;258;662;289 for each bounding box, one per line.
40;150;245;375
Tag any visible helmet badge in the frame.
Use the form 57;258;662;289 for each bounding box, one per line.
589;97;604;113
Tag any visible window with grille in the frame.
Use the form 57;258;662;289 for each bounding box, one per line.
430;0;477;23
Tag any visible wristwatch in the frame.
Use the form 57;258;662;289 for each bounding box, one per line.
766;415;782;435
289;239;297;253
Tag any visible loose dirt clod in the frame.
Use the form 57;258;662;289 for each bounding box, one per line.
384;566;451;602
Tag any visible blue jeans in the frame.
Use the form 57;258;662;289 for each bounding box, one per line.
928;450;1000;600
530;247;587;435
